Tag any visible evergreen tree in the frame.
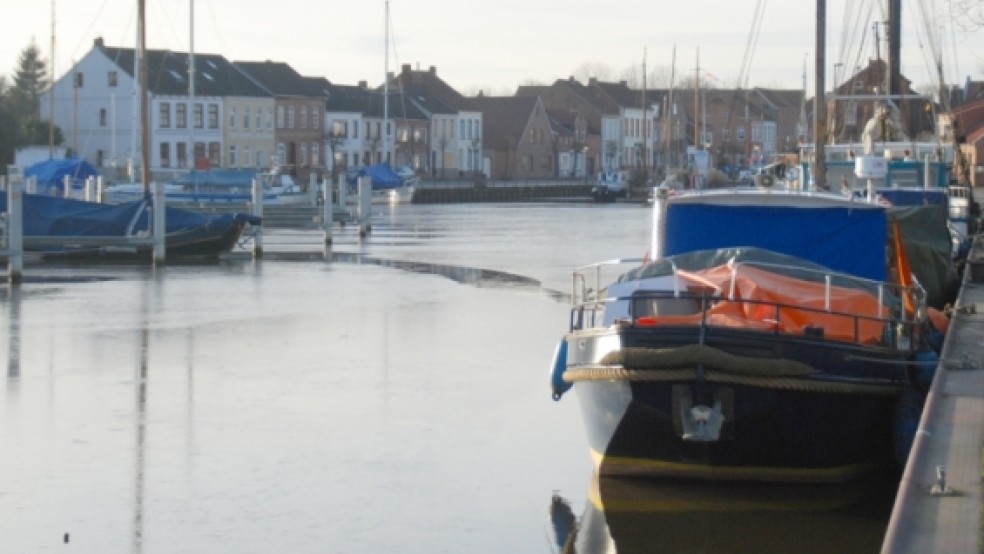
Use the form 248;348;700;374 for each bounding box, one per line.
10;39;48;117
0;76;18;166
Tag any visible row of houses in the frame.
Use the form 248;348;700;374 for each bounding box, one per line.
40;38;984;185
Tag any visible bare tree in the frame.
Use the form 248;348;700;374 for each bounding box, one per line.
951;0;984;29
571;62;617;83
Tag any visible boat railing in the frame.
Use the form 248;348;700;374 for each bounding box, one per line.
570;258;927;350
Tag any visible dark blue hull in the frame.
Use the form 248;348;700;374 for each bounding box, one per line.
568;328;915;483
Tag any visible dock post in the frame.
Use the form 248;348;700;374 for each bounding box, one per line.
251;177;264;258
358;175;371;237
63;175;72;198
84;176;95;202
7;178;23;284
923;154;931;189
152;181;166;264
26;176;36;195
309;173;318;206
96;176;105;203
338;173;348;214
323;175;334;246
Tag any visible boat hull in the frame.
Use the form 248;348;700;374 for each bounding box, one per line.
567;329;908;483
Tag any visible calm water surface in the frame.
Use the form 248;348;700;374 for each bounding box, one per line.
0;203;895;553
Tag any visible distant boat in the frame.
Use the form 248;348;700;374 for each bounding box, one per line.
346;163;415;204
103;166;307;205
0;192;259;260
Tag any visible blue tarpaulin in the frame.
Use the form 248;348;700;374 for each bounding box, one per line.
347;164;403;190
663;204;888;282
23;158;100;193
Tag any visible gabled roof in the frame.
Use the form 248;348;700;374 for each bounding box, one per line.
98;42;269;97
468;95;539;150
392;64;469;110
324;84;374;113
398;83;458;116
322;84;428;120
751;88;805;110
234;61;331;97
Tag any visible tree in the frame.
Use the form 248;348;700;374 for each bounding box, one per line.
10;39;48;117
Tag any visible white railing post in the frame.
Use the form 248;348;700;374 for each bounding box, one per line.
152;181;166;264
251;177;263;258
63;174;72;198
84;176;96;202
96;176;105;203
7;178;24;284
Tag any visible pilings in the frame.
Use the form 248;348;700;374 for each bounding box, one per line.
5;179;24;284
323;175;335;246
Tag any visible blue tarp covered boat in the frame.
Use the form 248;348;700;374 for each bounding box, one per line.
23;158;100;195
0;193;260;259
347;164;404;190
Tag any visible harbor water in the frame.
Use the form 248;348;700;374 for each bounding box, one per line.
1;202;897;553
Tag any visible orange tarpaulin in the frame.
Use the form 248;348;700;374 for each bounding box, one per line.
635;264;888;344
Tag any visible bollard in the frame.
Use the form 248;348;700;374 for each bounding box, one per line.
358;175;371;237
152;181;166;264
63;174;72;198
96;176;105;203
251;177;263;258
323;175;334;246
7;179;23;283
26;176;37;195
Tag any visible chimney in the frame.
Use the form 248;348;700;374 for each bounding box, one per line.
94;37;105;49
429;66;437;75
358;80;368;90
401;63;411;76
588;77;597;86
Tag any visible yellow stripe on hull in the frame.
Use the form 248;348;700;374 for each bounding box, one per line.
590;448;880;484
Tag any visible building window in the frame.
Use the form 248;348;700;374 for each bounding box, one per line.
177;142;187;168
99;108;107;127
228;144;237;167
300;143;308;166
160;142;170;168
332;120;347;137
276;143;286;165
312;107;320;129
277;106;285;128
159;103;170;128
193;104;203;129
736;126;745;141
208;142;220;167
108;71;117;87
194;142;205;167
176;104;187;128
352;120;359;138
244;146;251;167
255;109;261;129
74;72;84;88
266;108;272;129
522;155;533;172
229;105;237;128
300;106;308;129
208;104;218;129
287;106;295;129
244;106;250;129
312;142;320;166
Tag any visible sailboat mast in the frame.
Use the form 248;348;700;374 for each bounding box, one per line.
813;0;827;190
189;0;195;170
383;0;389;165
642;48;647;175
664;46;676;173
139;0;150;193
48;0;55;158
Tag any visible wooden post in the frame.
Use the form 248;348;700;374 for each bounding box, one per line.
7;178;23;284
152;181;166;264
358;175;371;237
251;177;263;258
323;175;334;246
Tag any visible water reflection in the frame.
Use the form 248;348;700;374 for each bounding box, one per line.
552;473;898;553
4;284;21;382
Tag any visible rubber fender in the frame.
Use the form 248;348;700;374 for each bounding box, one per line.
550;340;571;401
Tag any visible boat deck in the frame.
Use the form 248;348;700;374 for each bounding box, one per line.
882;189;984;553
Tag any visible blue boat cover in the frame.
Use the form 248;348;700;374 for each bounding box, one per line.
663;204;887;282
347;164;403;190
0;193;260;237
24;158;100;193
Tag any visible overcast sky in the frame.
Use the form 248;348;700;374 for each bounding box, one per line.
6;0;983;96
